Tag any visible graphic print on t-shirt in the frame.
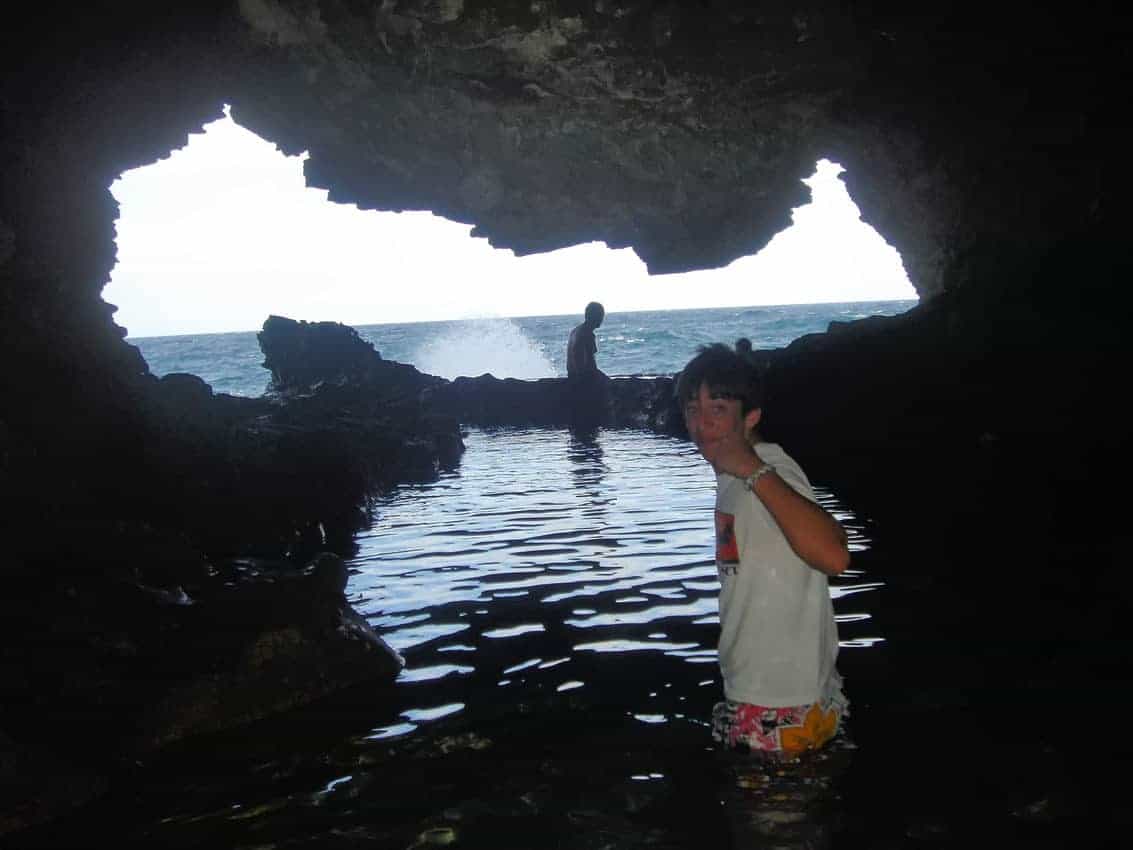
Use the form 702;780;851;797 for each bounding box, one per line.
715;510;739;576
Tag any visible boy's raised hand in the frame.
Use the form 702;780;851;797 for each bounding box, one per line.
699;412;763;479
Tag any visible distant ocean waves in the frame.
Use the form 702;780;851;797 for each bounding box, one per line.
130;300;917;398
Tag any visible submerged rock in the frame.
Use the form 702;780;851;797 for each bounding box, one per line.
0;543;403;837
133;598;402;750
2;548;403;749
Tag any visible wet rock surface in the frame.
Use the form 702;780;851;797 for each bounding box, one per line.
131;559;404;751
430;373;683;434
0;549;405;835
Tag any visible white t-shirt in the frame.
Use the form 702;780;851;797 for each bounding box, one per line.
713;441;844;708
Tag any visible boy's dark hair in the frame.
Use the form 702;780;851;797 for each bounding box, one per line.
584;301;605;323
676;343;765;414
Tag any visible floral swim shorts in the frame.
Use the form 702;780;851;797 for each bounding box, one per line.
711;698;843;756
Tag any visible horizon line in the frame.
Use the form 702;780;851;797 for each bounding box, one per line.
123;295;920;341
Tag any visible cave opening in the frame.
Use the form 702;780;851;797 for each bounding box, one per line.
103;107;917;390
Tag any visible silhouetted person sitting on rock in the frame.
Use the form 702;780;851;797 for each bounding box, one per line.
565;301;608;430
567;301;607;381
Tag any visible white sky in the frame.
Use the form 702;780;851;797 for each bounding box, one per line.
105;109;916;338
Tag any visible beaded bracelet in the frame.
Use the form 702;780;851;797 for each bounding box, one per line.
743;464;775;492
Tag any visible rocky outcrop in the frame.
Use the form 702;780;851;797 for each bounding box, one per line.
0;545;403;833
255;313;686;432
258;314;440;396
133;367;462;559
0;317;466;836
255;315;465;496
128;554;403;750
2;549;400;737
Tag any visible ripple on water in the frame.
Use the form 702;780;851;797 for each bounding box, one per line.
481;623;545;638
397;664;475;683
401;703;465;723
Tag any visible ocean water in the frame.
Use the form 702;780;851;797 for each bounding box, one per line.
130;299;917;396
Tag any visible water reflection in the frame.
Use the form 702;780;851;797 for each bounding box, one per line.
355;427;878;695
717;740;855;849
567;424;607;485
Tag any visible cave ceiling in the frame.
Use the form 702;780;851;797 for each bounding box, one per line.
226;0;944;288
2;1;1119;312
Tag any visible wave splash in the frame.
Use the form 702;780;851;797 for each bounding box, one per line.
411;318;559;380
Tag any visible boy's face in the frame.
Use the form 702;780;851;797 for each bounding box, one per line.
683;382;761;470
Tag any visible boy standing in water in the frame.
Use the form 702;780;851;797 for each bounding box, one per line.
677;344;849;757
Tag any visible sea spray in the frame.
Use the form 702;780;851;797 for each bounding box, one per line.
409;318;558;380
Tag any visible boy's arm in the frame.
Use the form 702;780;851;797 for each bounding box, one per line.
745;461;850;577
708;438;848;576
697;421;849;576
